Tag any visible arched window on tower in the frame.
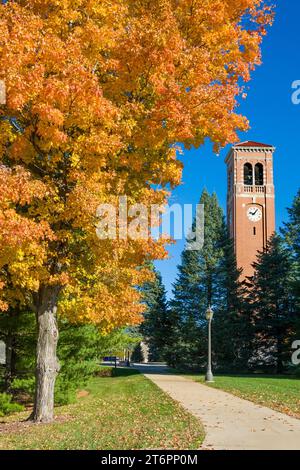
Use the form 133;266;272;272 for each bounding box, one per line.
244;163;253;186
255;163;264;186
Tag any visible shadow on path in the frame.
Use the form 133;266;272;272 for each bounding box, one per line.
132;363;172;375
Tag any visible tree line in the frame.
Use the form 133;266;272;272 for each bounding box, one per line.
140;189;300;374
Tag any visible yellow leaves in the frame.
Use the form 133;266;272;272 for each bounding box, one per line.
8;251;40;291
0;244;45;309
32;104;65;127
0;121;16;155
58;255;156;330
0;166;54;310
48;272;69;286
0;166;49;207
0;300;8;312
59;277;145;331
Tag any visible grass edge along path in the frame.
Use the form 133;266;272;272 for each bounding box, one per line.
0;369;205;450
181;373;300;419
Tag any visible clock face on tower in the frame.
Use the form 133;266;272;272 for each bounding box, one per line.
247;206;262;222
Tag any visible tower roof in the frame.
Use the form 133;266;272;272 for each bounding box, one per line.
233;141;273;148
225;140;275;163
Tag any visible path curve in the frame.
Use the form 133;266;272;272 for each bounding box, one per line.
134;364;300;450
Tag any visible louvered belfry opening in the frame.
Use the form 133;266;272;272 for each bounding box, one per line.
244;162;253;186
255;163;264;186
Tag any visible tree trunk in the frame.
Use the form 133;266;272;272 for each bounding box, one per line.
32;286;60;423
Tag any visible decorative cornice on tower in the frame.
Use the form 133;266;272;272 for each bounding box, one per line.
225;141;276;163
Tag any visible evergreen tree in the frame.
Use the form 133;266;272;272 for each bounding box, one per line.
249;234;295;373
131;343;144;363
0;308;36;392
168;190;240;369
140;266;171;362
214;235;251;370
282;189;300;336
168;245;206;369
201;191;226;307
167;189;251;371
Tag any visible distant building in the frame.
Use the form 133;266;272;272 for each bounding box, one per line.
140;341;149;363
0;340;5;365
226;141;276;279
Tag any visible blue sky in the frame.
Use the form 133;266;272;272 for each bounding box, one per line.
156;0;300;297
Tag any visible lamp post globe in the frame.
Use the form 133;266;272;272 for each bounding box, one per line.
206;305;214;321
205;305;214;383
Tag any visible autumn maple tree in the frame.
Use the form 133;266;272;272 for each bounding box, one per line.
0;0;272;422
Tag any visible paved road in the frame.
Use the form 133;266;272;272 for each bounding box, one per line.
134;363;300;450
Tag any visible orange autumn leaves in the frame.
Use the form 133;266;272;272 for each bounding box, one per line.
0;0;273;328
0;166;53;309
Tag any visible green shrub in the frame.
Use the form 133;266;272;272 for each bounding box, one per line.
0;393;24;417
54;379;77;405
95;366;115;377
11;377;35;397
55;359;99;405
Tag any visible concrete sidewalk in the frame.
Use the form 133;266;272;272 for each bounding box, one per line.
134;364;300;450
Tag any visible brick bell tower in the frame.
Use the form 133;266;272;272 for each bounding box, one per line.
225;141;276;279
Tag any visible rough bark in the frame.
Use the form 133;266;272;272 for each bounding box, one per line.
32;285;60;423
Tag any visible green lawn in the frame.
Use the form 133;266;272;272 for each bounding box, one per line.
184;373;300;419
0;369;204;450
